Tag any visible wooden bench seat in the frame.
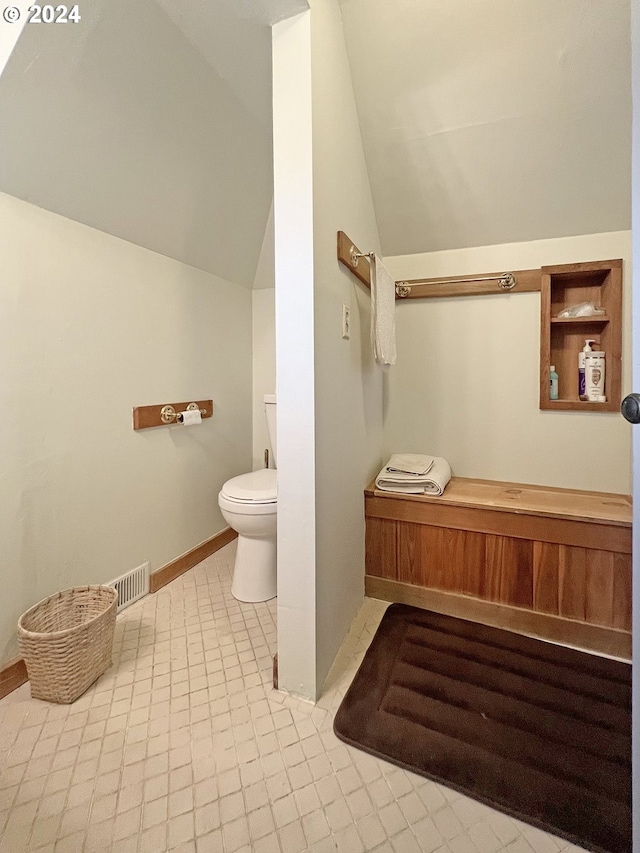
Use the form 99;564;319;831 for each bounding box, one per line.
365;477;632;659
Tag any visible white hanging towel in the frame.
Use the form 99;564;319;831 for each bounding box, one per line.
370;254;397;366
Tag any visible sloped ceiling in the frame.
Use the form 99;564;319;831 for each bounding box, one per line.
338;0;631;256
1;0;630;274
0;0;304;286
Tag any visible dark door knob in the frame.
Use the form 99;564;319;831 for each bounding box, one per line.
621;393;640;424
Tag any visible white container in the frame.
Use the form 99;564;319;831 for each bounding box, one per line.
585;352;605;401
578;339;596;401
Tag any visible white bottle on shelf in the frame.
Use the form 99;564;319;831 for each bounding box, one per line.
585;351;605;401
578;339;596;401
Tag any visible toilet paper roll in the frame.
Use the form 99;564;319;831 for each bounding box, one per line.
180;409;202;426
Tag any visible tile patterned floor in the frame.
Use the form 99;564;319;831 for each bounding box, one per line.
0;541;587;853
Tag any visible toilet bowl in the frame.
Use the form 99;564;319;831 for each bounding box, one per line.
218;468;277;602
218;394;277;603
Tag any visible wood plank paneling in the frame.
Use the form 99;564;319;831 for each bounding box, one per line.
558;547;587;622
395;524;486;595
612;553;633;632
533;542;560;615
484;536;534;608
366;496;630;553
397;522;425;585
483;536;504;602
457;531;485;597
372;523;631;631
365;518;397;578
417;525;446;589
364;481;632;646
585;550;615;627
501;538;534;608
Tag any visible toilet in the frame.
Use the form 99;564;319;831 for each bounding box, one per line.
218;395;277;602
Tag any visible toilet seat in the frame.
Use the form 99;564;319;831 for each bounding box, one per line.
220;468;277;504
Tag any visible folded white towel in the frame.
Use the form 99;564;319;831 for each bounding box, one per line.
375;456;452;496
370;254;396;367
385;453;435;476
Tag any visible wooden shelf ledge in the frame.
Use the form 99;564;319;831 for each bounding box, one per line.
365;476;631;527
550;315;610;324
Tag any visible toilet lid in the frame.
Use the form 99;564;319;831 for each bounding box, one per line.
221;468;277;503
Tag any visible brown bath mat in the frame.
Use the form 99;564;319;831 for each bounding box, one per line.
334;605;631;853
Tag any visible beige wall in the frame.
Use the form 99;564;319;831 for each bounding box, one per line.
0;193;253;665
272;0;385;699
383;230;632;493
310;0;384;692
272;11;317;699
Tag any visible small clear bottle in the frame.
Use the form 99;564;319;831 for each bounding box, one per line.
549;365;559;401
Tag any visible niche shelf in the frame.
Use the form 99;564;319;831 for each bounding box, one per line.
539;260;622;412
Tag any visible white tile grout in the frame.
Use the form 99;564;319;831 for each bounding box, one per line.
0;541;584;853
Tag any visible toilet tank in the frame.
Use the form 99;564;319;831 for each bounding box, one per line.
263;394;277;467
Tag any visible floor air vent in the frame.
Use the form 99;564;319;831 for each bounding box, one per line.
107;562;149;612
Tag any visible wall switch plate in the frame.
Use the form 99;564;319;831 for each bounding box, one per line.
342;304;350;339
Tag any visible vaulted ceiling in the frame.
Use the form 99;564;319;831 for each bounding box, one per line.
0;0;305;286
339;0;631;256
0;0;631;281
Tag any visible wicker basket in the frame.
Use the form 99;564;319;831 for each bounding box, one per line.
18;585;117;704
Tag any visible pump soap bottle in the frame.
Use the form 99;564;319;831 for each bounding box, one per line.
578;339;596;401
585;351;605;401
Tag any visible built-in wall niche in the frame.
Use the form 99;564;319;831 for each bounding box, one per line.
539;260;622;413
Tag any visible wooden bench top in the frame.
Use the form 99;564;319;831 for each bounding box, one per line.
365;476;632;528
